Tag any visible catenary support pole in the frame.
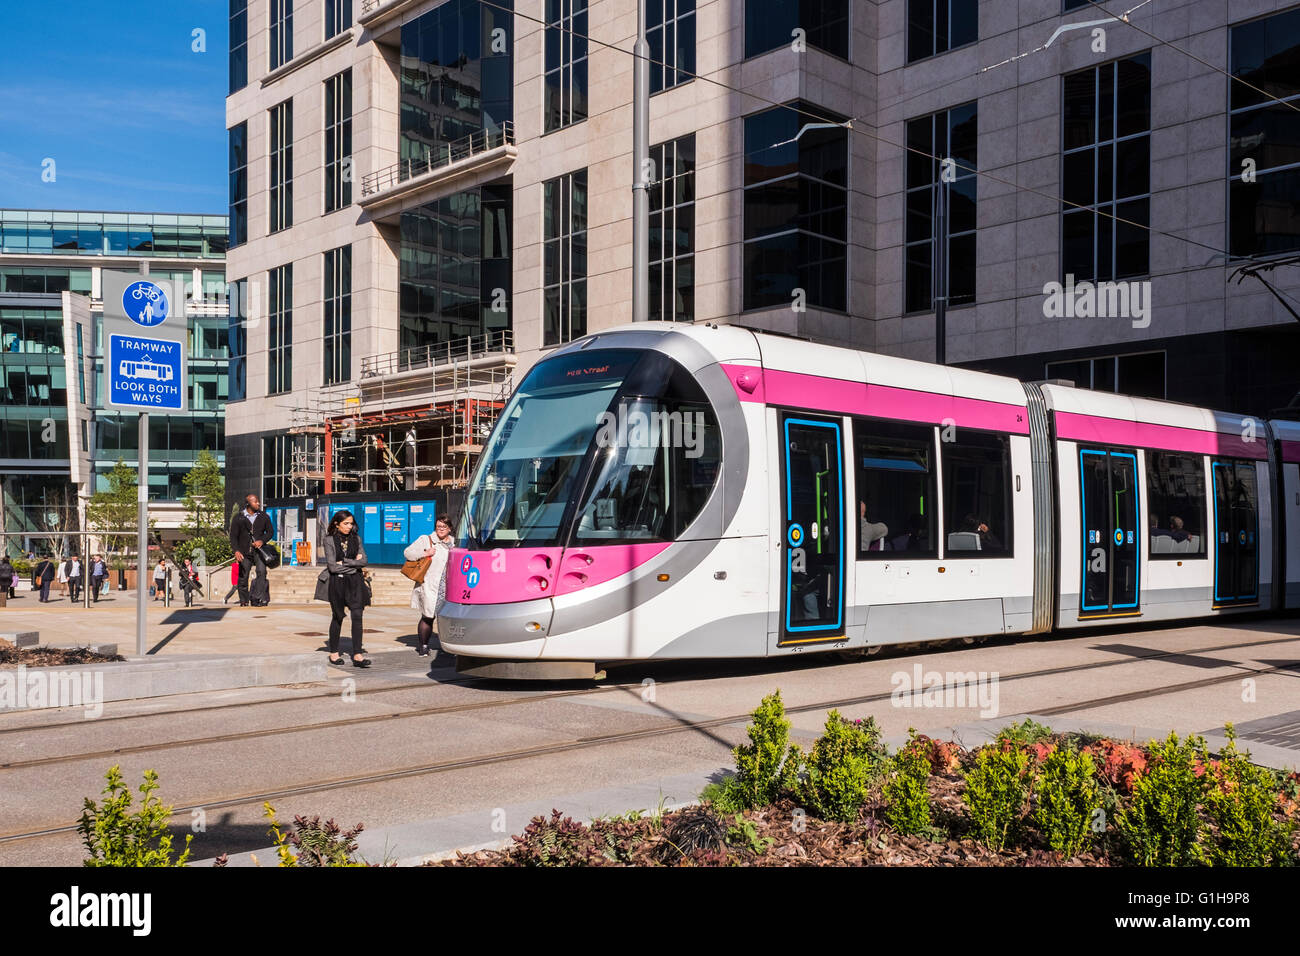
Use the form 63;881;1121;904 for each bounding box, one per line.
631;0;650;322
137;412;148;655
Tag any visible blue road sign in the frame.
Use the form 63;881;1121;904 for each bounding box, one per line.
108;334;183;410
121;280;170;327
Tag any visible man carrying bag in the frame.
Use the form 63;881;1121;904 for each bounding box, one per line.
229;492;275;607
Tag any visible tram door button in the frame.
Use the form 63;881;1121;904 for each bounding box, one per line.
714;571;727;580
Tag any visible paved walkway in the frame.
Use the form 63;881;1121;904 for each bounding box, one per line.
0;588;423;656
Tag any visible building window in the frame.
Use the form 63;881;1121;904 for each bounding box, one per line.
230;0;248;92
400;186;509;356
650;135;695;322
855;419;937;558
1229;8;1300;257
324;70;352;213
543;170;588;346
268;264;293;395
270;0;293;70
544;0;588;132
324;246;351;386
907;0;977;63
1045;350;1166;399
941;430;1012;556
905;101;977;313
746;0;848;60
269;100;293;233
263;433;292;501
1145;451;1207;558
743;101;847;312
1062;53;1151;282
325;0;351;39
650;0;696;93
228;123;248;248
228;279;248;402
75;323;85;404
1063;0;1091;9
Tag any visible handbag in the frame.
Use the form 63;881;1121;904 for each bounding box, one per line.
255;543;282;570
361;572;373;607
401;555;431;584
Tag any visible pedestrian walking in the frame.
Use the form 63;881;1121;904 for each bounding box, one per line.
0;556;13;607
36;556;54;602
90;555;107;602
229;493;274;607
403;512;454;657
153;558;168;602
180;558;201;606
56;557;69;598
66;555;82;603
314;510;370;667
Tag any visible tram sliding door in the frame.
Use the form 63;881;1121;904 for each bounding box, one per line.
1079;448;1141;617
779;414;846;645
1212;460;1259;606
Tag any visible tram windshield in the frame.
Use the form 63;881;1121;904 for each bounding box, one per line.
461;348;721;548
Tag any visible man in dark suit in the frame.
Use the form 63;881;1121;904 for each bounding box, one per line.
36;556;55;602
229;493;274;607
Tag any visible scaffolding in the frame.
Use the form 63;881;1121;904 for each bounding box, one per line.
288;332;515;496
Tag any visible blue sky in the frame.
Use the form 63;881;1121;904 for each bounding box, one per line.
0;1;228;214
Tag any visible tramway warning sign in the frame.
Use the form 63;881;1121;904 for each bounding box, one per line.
103;270;187;412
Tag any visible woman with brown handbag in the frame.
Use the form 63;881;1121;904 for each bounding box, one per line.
403;513;453;657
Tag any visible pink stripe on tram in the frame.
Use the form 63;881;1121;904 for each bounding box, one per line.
719;364;1029;434
1280;440;1300;464
1054;411;1270;460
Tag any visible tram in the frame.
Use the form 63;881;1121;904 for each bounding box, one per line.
438;322;1299;677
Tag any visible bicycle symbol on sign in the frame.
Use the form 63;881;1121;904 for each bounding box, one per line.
122;280;169;327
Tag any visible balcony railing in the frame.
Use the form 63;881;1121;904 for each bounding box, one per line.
360;330;514;378
360;122;516;198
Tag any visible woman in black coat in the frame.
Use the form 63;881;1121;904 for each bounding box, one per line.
316;510;370;667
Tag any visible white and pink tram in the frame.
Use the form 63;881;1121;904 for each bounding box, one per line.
438;323;1299;678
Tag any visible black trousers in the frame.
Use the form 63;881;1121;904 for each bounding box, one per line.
68;578;81;601
237;551;268;606
39;580;51;601
328;573;365;654
91;575;105;601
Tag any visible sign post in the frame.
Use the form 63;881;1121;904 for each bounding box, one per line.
102;270;188;655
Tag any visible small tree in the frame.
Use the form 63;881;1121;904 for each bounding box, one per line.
180;449;225;538
78;765;192;867
85;458;155;561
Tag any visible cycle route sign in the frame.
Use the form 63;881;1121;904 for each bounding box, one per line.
103;270;187;412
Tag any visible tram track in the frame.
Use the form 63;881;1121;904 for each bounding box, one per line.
0;637;1296;846
4;627;1296;739
2;632;1297;772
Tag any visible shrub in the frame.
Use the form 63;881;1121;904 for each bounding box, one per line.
1084;739;1149;793
507;810;646;866
963;746;1032;851
1201;727;1297;867
78;766;192;867
263;803;366;867
172;535;233;568
725;814;775;856
1115;732;1207;866
884;731;933;836
904;732;962;774
699;776;749;814
732;690;798;809
798;711;889;822
995;718;1054;749
1034;747;1101;859
657;808;728;863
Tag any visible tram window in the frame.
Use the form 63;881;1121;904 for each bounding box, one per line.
854;419;937;558
572;354;721;543
1144;451;1206;558
941;430;1012;556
